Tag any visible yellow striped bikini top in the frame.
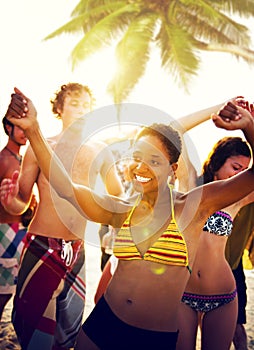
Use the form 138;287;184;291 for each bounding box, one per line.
113;185;190;270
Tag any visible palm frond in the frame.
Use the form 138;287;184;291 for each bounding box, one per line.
208;0;254;18
71;0;90;16
175;0;251;47
157;22;200;92
70;3;140;68
177;12;250;48
44;2;129;40
73;1;130;32
196;41;254;64
43;0;254;105
71;0;128;16
44;16;86;40
107;12;158;104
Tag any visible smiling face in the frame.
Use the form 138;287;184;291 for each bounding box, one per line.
128;135;177;197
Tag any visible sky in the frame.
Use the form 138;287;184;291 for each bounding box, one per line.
1;0;254;171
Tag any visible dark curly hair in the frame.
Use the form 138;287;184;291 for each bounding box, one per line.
197;136;251;186
135;123;182;164
50;83;95;119
2;116;14;136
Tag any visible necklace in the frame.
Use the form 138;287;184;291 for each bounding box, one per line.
5;147;22;164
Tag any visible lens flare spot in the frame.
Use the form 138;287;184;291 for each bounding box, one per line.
151;265;166;275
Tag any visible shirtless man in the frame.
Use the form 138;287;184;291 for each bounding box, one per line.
0;116;35;320
0;83;123;350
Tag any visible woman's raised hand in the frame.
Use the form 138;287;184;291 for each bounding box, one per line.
4;87;38;132
212;101;254;131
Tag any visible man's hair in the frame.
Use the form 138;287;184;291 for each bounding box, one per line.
50;83;95;119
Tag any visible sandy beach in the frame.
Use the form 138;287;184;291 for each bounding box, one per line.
1;222;254;349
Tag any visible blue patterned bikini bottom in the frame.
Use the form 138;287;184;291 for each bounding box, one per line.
181;289;237;313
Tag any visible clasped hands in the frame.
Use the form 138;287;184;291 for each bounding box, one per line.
4;88;254;133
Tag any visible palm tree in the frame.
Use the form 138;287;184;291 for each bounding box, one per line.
45;0;254;104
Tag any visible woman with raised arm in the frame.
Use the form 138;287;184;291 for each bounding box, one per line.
1;89;254;350
93;102;254;350
176;134;254;350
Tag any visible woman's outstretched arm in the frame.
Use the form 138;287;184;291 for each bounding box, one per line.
173;99;236;132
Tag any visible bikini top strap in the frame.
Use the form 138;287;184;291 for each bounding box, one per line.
167;181;175;220
125;195;141;222
167;180;191;274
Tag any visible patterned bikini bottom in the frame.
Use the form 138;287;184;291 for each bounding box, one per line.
181;289;237;313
